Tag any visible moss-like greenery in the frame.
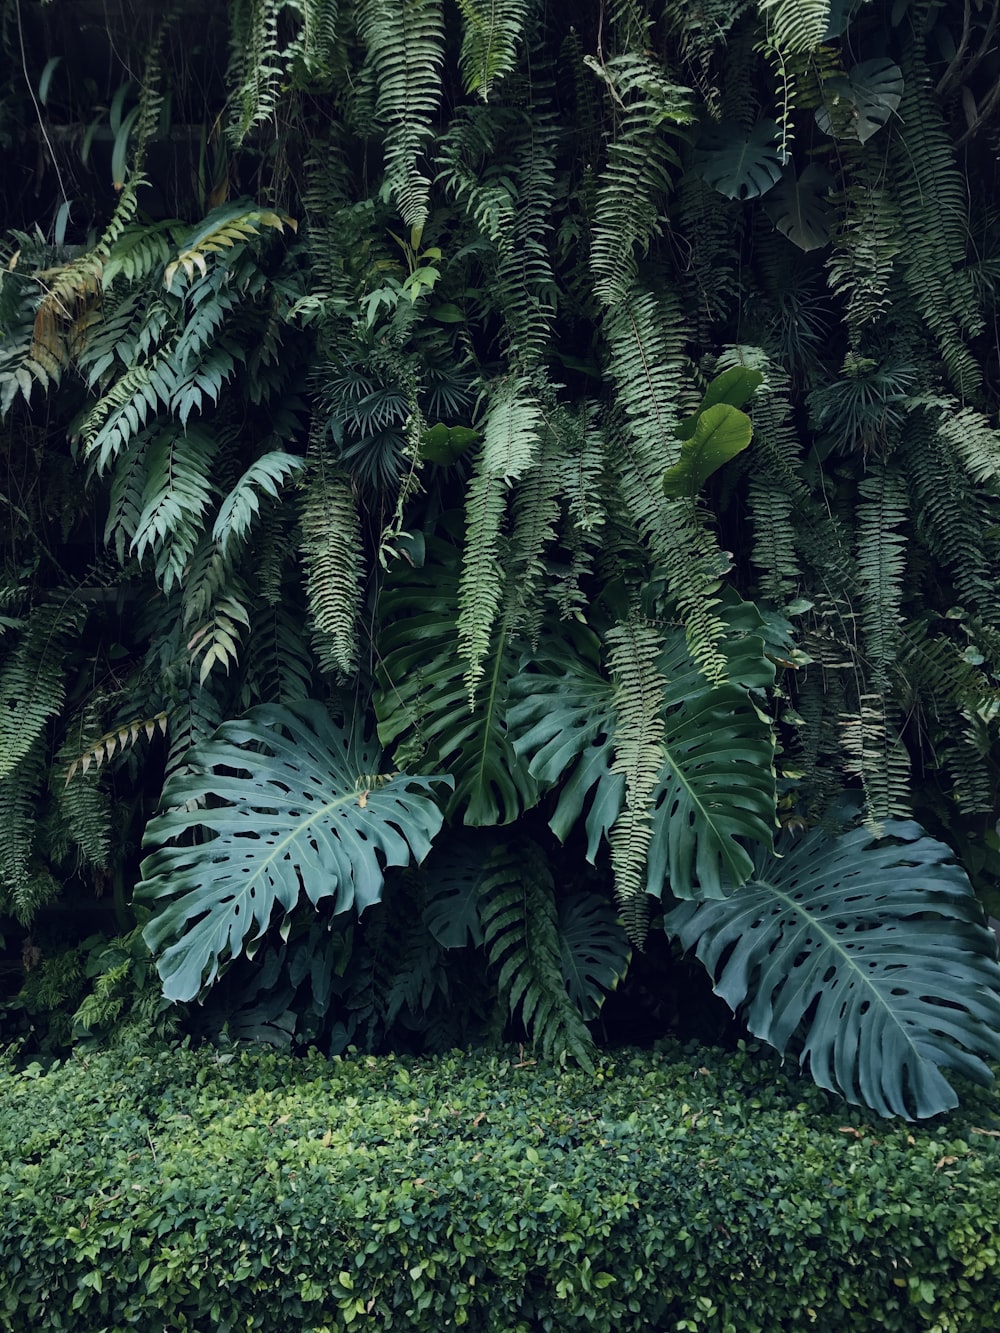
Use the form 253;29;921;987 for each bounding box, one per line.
1;1042;998;1331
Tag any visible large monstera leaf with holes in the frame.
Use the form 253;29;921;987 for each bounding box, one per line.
665;821;1000;1119
138;702;450;1002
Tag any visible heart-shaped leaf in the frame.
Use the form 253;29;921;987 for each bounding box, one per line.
763;164;834;251
816;59;904;144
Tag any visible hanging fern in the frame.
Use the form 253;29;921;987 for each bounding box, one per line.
479;839;596;1068
299;446;365;680
0;594;87;782
606;617;667;941
855;463;907;687
457;379;542;694
588;53;694;307
358;0;446;234
456;0;532;101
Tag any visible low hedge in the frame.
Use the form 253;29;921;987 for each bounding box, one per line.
1;1041;999;1332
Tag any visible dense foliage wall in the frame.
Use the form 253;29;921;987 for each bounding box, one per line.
3;0;1000;1117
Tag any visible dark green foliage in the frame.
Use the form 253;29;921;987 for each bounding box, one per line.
2;1044;1000;1330
4;0;1000;1118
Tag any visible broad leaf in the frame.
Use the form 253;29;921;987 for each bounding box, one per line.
763;165;834;252
675;367;764;441
665;822;1000;1119
662;403;753;498
421;833;492;948
375;535;536;826
508;634;623;860
646;628;776;899
558;892;631;1019
138;702;450;1001
419;423;480;465
816;59;903;144
695;119;784;200
510;613;777;900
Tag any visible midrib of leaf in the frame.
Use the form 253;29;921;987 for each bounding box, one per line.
206;787;372;899
745;875;933;1063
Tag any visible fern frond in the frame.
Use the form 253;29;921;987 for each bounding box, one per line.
825;176;901;332
604;290;729;679
856;464;907;686
840;692;911;827
358;0;446;234
588;53;693;307
299;448;365;679
456;0;531;101
479;840;595;1068
758;0;831;54
51;739;112;874
63;713;168;784
213;451;305;558
242;601;315;707
0;594;87;782
131;426;219;593
0;753;45;917
890;43;983;396
458;379;542;693
937;405;1000;484
164;204;293;292
226;0;288;146
606;618;668;942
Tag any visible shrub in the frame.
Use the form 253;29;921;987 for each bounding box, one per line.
1;1042;998;1331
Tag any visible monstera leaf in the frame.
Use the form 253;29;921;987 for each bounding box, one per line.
645;626;776;900
138;702;450;1002
558;892;631;1019
815;58;903;144
665;822;1000;1119
763;165;834;252
509;611;776;901
375;536;536;826
421;832;494;948
695;119;784;200
508;633;623;860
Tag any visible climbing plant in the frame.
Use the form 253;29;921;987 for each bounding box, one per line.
3;0;1000;1116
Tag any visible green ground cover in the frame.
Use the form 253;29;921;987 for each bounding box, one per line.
1;1041;998;1331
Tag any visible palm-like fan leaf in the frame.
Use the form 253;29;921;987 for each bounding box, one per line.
665;821;1000;1119
138;702;450;1001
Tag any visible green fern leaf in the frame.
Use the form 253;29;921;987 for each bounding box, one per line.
213;451;305;557
456;0;531;101
358;0;445;234
480;840;595;1068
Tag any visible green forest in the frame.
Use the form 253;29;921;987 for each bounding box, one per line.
3;0;1000;1122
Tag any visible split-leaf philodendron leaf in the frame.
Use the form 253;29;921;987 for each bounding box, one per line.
665;821;1000;1119
138;702;451;1001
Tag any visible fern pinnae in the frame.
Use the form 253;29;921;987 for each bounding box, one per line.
588;53;694;307
358;0;446;234
0;595;87;783
299;443;365;680
457;381;542;695
856;463;907;689
606;616;668;943
456;0;532;101
479;839;595;1068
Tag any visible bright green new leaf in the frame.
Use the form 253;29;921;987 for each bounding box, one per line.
665;821;1000;1119
662;403;753;499
138;702;450;1001
675;367;763;442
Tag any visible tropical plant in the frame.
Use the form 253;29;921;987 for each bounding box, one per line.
3;0;1000;1118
